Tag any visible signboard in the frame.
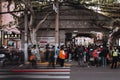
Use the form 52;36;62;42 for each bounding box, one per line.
4;33;21;39
39;37;55;47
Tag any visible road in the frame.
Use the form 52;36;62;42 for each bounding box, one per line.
70;61;120;80
0;61;120;80
0;63;70;80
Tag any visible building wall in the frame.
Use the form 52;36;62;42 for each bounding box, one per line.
1;1;21;48
1;1;15;26
36;30;65;45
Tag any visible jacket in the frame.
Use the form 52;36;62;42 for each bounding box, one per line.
59;50;66;59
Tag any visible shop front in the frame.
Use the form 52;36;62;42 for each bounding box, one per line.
3;32;21;49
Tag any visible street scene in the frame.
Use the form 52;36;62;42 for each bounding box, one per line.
0;0;120;80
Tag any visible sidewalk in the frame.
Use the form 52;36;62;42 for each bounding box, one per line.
0;60;72;69
0;61;71;69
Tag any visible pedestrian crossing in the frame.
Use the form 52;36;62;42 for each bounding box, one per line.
0;66;70;79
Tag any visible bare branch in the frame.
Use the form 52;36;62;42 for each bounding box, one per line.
7;0;12;11
7;0;21;19
35;11;52;32
28;8;35;29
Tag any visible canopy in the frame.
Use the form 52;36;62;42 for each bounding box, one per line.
2;26;20;34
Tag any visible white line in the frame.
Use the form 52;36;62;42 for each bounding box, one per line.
0;75;70;79
12;69;70;72
0;72;70;74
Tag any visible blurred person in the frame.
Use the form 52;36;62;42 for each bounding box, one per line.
59;45;66;67
30;45;38;68
92;48;99;67
48;46;55;68
45;44;50;61
56;46;60;64
111;46;119;69
100;46;108;67
77;45;84;66
67;46;73;62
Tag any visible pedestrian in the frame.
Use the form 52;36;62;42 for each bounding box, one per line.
99;46;108;67
92;48;99;67
77;45;84;66
29;54;36;67
30;45;37;68
111;46;119;69
45;44;50;62
48;46;55;68
56;46;60;64
59;45;66;67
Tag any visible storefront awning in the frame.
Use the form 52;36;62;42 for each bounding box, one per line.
2;26;20;34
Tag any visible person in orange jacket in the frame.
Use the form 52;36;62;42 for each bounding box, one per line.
59;45;66;67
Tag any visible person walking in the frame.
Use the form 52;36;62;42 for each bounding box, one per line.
59;45;66;67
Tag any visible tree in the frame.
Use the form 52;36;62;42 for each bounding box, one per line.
3;0;54;62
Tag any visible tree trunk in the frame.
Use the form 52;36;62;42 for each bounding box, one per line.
30;29;37;45
30;29;41;62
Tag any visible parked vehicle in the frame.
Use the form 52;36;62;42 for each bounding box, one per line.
0;53;6;67
0;48;24;67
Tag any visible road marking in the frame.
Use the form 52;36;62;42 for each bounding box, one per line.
0;67;71;79
0;75;70;79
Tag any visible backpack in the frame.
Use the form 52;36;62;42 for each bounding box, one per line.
29;54;35;61
59;50;65;59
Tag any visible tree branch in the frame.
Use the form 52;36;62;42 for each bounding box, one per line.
35;11;52;32
7;0;21;18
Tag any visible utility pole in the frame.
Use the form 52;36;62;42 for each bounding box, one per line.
55;0;59;63
55;0;59;48
24;0;28;63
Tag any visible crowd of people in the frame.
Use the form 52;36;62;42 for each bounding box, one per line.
44;45;66;68
42;44;120;69
1;43;119;69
